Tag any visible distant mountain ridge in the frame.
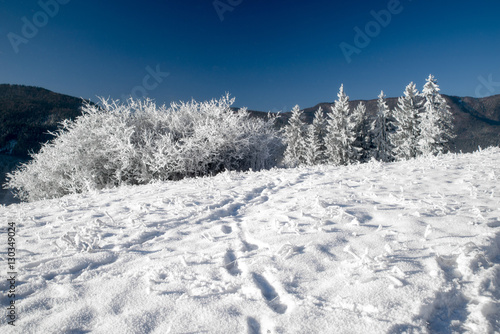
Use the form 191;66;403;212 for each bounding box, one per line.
1;84;499;158
0;84;84;157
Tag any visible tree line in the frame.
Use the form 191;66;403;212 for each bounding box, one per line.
283;74;455;166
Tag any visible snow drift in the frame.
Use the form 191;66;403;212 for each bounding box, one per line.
0;148;499;333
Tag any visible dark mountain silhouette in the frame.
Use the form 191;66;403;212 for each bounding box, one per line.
0;84;85;205
0;84;85;157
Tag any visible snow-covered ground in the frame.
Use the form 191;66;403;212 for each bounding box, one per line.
1;148;499;333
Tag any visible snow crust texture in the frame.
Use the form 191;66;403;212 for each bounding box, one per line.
1;148;500;333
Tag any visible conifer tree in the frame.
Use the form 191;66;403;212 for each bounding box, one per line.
351;102;372;163
418;75;454;155
305;107;326;165
371;91;394;162
325;85;354;165
283;105;307;166
392;82;422;160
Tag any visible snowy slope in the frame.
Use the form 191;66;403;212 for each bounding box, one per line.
1;148;499;333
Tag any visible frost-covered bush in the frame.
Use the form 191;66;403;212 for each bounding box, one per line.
5;94;283;201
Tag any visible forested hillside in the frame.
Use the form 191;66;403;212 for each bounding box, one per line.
0;84;84;157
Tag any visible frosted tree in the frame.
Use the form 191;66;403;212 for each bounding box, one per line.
305;107;326;165
283;105;307;166
371;91;394;162
325;84;355;165
350;102;372;163
418;75;454;155
5;95;284;201
392;82;422;160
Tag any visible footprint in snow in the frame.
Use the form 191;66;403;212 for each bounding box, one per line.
252;273;287;314
246;317;261;334
223;249;240;276
221;225;233;234
487;218;500;228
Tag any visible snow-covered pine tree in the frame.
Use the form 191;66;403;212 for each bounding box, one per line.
305;107;326;165
351;102;372;163
392;82;422;160
325;84;355;165
418;75;454;155
371;91;394;162
283;104;307;166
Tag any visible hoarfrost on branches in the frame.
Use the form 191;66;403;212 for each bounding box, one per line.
5;94;283;201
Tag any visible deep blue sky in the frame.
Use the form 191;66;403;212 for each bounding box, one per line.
2;0;500;111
